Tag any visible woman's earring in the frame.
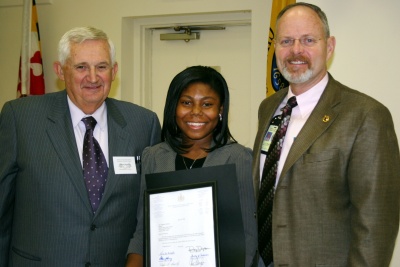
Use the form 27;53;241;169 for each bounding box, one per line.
219;114;222;121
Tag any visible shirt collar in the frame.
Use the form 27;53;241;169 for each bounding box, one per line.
67;96;107;130
287;73;329;117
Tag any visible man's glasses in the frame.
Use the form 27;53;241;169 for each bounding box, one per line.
274;37;323;48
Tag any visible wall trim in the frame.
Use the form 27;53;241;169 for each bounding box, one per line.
0;0;52;7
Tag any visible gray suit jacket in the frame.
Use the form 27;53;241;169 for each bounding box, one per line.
252;74;400;266
0;90;161;266
130;141;258;267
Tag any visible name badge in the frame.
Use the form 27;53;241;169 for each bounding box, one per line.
261;115;281;154
113;157;137;174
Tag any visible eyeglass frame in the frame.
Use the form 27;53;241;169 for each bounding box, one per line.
273;36;325;48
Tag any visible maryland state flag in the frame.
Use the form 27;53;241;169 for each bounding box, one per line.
17;0;45;97
266;0;295;97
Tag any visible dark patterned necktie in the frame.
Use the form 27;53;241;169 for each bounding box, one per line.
82;116;108;213
258;96;298;265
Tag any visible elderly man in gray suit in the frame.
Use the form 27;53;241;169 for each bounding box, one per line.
0;26;161;266
253;3;400;267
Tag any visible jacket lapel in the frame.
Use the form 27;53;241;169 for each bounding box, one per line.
254;91;287;155
279;76;341;184
46;91;93;213
95;99;131;214
204;140;236;167
253;89;287;198
157;143;178;171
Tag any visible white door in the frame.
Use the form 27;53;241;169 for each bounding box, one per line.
150;24;252;146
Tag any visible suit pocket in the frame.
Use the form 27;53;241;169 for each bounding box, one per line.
300;148;341;184
304;148;339;163
12;246;41;261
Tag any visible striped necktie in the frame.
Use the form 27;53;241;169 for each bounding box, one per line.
258;96;298;265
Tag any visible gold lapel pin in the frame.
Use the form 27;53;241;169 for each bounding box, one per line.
322;115;330;122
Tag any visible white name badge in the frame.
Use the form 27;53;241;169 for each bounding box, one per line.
113;157;137;174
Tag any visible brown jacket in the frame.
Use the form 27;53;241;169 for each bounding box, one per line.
252;74;400;266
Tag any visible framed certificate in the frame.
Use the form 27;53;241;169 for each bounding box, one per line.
145;182;220;267
146;165;245;266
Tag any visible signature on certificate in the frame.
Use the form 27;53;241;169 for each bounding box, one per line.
189;253;209;266
158;251;180;266
186;246;211;253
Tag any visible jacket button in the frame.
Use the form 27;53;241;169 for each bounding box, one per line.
90;224;97;231
85;262;91;267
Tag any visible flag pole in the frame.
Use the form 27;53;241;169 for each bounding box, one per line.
20;0;32;97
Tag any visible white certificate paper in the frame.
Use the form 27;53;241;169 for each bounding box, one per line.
148;185;218;267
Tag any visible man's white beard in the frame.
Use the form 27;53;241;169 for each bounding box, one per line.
281;67;313;84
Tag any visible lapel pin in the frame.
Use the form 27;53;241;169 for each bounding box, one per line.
322;115;330;122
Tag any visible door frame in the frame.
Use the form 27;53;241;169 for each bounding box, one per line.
121;11;252;108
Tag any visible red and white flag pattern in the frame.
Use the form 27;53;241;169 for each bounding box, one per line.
17;0;45;97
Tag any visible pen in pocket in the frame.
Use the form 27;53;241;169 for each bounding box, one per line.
135;156;141;174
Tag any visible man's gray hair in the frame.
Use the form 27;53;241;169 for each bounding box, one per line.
57;26;116;65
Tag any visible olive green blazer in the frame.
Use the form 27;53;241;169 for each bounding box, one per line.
252;74;400;266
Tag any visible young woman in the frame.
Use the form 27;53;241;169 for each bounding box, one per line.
133;66;257;266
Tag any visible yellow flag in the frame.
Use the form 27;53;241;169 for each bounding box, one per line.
266;0;296;97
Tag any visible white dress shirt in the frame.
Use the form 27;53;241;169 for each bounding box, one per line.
67;96;109;167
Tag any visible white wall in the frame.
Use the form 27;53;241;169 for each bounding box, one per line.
0;0;399;265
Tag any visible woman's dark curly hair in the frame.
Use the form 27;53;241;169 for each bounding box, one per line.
161;65;236;154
